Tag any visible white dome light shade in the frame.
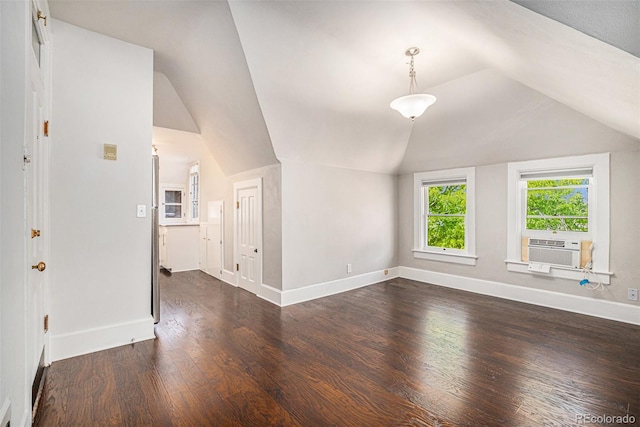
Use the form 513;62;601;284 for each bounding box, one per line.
390;93;437;120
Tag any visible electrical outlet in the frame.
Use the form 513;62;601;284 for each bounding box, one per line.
628;288;638;301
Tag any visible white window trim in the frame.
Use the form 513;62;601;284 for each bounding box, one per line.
413;167;476;266
160;183;186;225
506;153;610;282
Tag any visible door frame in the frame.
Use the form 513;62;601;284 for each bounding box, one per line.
233;178;263;293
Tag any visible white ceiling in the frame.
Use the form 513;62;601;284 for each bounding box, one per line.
49;0;640;175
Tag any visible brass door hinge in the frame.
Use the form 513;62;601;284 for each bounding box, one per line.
44;315;49;332
37;10;47;26
236;263;239;271
236;201;239;209
43;120;49;137
31;228;41;238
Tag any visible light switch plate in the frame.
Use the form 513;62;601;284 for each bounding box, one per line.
136;205;146;218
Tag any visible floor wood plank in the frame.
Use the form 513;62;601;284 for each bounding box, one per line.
36;271;640;426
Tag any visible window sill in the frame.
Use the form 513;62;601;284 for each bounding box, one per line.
504;260;612;285
413;249;477;266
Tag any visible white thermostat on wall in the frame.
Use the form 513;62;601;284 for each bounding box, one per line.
104;144;117;160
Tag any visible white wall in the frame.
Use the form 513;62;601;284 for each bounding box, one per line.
281;161;397;290
49;20;155;361
152;126;226;224
398;150;640;306
0;2;29;425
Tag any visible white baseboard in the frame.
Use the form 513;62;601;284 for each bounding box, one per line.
200;268;222;281
279;267;399;307
220;269;237;287
51;316;156;361
257;283;282;306
399;266;640;325
169;268;199;273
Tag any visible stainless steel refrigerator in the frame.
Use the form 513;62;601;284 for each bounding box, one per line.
151;154;160;323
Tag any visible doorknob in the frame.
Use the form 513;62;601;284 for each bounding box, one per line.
32;262;46;272
254;248;258;253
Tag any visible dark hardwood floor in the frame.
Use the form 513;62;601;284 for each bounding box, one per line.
35;271;639;426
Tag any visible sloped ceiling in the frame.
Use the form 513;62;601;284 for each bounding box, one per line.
49;0;639;175
153;72;199;134
50;0;277;176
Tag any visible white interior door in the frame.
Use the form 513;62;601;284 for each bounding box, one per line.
234;180;262;294
26;88;46;385
26;2;49;394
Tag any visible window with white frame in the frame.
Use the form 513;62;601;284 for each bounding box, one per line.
188;163;199;222
506;153;610;282
413;167;476;265
160;185;185;224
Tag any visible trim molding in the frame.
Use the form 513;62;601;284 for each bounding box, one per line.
279;267;400;307
399;266;640;325
505;260;611;284
220;269;237;287
50;316;156;361
169;268;199;273
257;283;282;306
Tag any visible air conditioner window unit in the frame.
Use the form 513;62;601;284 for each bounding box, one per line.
527;238;581;268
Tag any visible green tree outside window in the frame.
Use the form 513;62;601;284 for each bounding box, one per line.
526;178;588;232
426;185;466;249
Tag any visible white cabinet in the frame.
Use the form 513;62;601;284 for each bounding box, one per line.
159;225;199;272
199;223;222;278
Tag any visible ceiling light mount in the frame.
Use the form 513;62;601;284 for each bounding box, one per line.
390;46;437;121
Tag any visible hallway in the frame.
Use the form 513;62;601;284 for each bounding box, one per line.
35;272;640;426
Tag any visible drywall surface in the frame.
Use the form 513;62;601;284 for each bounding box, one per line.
50;20;154;359
281;161;397;290
0;1;29;424
398;150;640;305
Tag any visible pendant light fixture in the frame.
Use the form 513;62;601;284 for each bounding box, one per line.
390;47;436;121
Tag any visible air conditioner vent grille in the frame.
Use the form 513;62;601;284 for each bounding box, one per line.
529;238;565;248
529;247;574;266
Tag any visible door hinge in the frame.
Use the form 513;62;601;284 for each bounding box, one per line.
236;201;239;209
44;315;49;332
236;263;239;271
37;10;47;26
43;120;49;137
24;154;32;166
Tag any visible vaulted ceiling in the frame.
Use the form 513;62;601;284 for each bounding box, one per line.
49;0;639;176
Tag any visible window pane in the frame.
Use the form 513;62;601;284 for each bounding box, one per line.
165;205;181;218
428;184;466;215
526;178;589;232
526;217;588;232
527;178;588;188
527;188;588;217
427;216;465;249
165;190;182;204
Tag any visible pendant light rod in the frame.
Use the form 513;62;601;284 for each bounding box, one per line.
406;47;420;95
